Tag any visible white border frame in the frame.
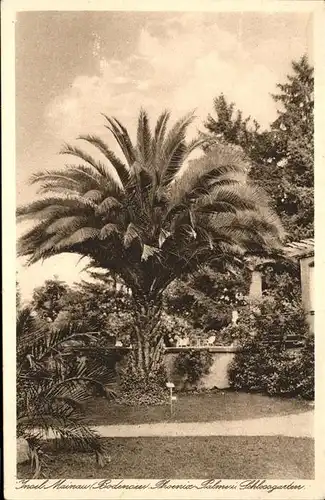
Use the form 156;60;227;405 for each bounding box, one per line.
2;1;325;498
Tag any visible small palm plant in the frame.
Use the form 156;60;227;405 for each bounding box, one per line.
17;109;285;390
17;306;116;477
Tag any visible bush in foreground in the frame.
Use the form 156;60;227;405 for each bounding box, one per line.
174;349;214;390
117;357;168;406
228;297;314;400
17;307;116;477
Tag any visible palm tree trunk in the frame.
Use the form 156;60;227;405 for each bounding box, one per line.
129;297;165;381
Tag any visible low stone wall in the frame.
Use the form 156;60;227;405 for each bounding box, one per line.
108;345;241;390
164;346;241;390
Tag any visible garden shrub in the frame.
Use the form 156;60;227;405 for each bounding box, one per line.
159;311;203;346
267;335;314;399
216;319;254;346
117;357;168;406
262;267;301;303
249;296;309;344
174;349;213;389
228;297;314;400
228;337;278;392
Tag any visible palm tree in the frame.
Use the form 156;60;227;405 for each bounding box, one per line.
17;109;284;385
17;306;116;477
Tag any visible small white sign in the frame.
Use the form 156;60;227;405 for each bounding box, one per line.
171;395;177;401
166;382;175;388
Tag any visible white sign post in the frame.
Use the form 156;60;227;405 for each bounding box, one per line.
166;382;176;417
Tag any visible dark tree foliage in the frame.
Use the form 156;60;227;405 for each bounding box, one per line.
204;55;314;242
269;55;314;240
30;274;133;343
31;277;69;322
164;265;250;332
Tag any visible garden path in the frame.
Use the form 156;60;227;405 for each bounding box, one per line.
92;410;314;439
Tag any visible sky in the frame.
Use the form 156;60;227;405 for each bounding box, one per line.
16;10;313;300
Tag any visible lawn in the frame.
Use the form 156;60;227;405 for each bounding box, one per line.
83;391;312;426
17;436;314;479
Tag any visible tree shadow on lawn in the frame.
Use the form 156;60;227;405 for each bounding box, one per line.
17;436;314;480
84;391;312;426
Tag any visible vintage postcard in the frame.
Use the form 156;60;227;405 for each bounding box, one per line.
2;0;325;498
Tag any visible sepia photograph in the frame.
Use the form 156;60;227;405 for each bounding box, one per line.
2;0;323;498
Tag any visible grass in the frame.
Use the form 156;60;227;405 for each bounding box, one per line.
17;436;314;479
83;391;312;426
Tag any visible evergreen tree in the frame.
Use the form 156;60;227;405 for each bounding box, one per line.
204;93;261;156
269;55;314;240
204;55;314;242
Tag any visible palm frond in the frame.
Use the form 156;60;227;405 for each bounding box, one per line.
141;244;160;261
83;189;103;202
30;170;80;189
55;227;100;249
123;222;140;248
20;414;103;454
137;108;153;164
19;321;96;368
167;153;247;209
99;223;119;240
31;166;105;194
45;215;89;234
160;112;196;184
158;229;172;248
60;144;124;193
20;233;65;262
78;134;130;185
185;136;208;156
154;110;170;146
17;195;96;219
103;115;136;167
16;306;37;338
96;196;123;215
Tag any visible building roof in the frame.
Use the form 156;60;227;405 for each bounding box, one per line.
283;238;314;259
